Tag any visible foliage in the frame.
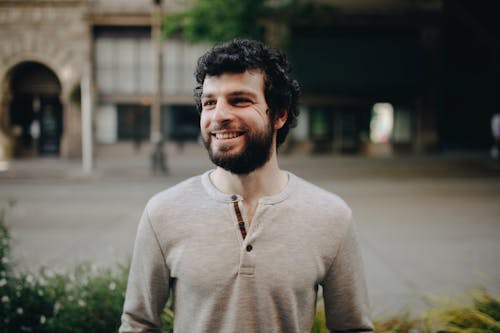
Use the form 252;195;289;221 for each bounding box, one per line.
161;306;175;333
0;206;142;333
0;202;56;333
42;263;129;333
374;312;428;333
0;204;175;333
372;289;500;333
0;205;11;275
162;0;267;42
311;306;327;333
161;0;342;48
425;289;500;333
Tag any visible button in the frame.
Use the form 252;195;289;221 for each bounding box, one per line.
231;194;238;201
246;245;253;252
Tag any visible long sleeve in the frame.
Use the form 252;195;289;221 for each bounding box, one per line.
322;220;374;333
120;208;170;333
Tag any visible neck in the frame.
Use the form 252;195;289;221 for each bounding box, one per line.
210;149;288;202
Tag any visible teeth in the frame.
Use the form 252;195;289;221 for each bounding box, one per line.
215;132;241;139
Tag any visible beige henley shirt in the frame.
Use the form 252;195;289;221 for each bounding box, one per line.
120;171;373;333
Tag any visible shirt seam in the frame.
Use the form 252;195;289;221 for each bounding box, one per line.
145;205;170;273
322;210;354;282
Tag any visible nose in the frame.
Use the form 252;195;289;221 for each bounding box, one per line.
212;99;233;123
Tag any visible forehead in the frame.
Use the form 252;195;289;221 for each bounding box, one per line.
202;70;265;96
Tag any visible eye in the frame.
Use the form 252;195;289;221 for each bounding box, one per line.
202;99;216;110
231;97;252;107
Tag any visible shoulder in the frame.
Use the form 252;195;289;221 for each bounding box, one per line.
282;174;356;258
145;174;206;217
287;172;353;237
287;173;353;227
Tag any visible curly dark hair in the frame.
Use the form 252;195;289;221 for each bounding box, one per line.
194;38;301;147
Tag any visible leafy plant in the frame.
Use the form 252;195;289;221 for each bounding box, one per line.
311;306;327;333
0;205;136;333
43;263;128;333
425;289;500;333
0;207;10;276
163;0;266;42
372;289;500;333
161;306;175;333
374;312;426;333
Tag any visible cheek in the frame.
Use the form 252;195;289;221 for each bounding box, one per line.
199;115;213;142
199;113;209;129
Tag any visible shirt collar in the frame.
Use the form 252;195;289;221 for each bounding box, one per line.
201;169;295;205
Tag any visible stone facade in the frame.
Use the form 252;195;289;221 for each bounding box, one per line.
0;0;90;158
0;0;193;160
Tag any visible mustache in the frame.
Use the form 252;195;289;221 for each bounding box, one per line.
208;124;249;132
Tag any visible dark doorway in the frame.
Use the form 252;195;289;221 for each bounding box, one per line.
9;61;63;156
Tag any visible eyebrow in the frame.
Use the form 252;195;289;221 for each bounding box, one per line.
201;90;258;99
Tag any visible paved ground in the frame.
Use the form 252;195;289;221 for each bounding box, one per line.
1;142;500;317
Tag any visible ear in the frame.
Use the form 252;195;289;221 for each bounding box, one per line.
273;109;288;130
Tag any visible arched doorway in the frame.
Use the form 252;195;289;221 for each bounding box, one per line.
8;61;63;156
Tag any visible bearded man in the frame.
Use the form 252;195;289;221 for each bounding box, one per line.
120;38;373;333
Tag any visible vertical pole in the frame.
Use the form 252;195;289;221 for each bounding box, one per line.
81;65;93;174
81;6;94;175
151;6;161;145
150;0;167;173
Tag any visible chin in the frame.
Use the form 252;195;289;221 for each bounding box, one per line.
211;141;245;155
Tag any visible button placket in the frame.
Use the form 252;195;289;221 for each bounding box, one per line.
231;195;248;240
239;238;255;276
229;194;261;276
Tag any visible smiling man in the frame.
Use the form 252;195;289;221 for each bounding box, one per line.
120;39;373;333
200;71;277;176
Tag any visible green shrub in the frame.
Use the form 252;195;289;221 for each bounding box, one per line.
0;203;176;333
374;312;428;333
425;289;500;333
0;203;12;275
311;306;327;333
372;289;500;333
42;263;128;333
1;265;128;332
0;204;125;332
161;306;175;333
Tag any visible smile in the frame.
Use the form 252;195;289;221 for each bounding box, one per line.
213;131;244;140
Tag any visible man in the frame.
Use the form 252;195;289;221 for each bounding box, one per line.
120;38;373;333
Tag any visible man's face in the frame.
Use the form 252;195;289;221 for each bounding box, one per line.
199;70;275;174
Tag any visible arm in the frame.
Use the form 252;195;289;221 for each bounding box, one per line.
322;220;374;333
119;208;170;333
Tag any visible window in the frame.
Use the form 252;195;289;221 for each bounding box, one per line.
95;37;153;94
95;36;210;95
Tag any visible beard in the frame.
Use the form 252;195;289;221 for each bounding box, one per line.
202;122;274;175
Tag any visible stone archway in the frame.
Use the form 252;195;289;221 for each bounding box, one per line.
8;61;63;157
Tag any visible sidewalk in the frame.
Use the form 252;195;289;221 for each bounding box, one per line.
1;142;499;181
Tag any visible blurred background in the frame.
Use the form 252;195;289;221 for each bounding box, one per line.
0;0;499;329
0;0;498;164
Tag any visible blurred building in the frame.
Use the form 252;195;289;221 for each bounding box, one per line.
4;0;490;159
0;0;205;159
280;0;442;155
